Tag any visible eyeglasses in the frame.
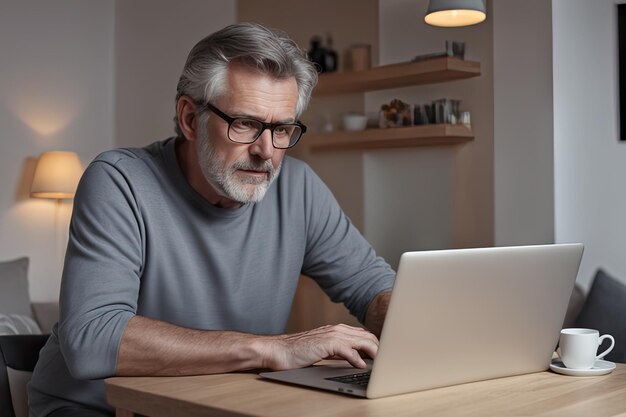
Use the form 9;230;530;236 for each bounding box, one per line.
202;102;307;149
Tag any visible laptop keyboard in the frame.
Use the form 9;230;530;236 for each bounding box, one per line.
325;371;371;387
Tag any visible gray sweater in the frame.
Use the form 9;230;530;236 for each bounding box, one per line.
28;138;395;416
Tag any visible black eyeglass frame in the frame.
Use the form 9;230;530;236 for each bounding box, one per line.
201;102;307;149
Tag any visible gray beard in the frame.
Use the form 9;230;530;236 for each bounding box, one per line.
195;125;281;204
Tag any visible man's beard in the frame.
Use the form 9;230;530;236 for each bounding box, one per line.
195;124;281;204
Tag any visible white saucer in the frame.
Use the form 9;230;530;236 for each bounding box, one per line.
549;359;616;376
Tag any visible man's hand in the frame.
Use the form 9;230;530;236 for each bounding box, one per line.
259;324;379;371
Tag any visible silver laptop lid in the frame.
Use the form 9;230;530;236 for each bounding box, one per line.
366;243;583;398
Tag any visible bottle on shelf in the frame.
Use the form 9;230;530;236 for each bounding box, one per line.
308;36;326;73
323;33;338;72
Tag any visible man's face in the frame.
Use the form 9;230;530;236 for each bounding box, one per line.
196;63;298;205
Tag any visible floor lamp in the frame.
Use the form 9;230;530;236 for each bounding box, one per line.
30;151;84;273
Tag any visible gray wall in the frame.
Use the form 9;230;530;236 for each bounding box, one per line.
115;0;236;148
0;0;235;302
0;0;115;301
493;0;555;247
365;0;495;267
553;0;626;288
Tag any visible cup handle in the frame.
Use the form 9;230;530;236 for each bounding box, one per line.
596;334;615;360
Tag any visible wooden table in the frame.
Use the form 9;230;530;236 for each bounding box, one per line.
106;362;626;417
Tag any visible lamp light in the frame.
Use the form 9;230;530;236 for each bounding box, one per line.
30;151;83;199
30;151;84;276
424;0;486;27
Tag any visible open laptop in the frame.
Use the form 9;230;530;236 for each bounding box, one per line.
260;243;584;398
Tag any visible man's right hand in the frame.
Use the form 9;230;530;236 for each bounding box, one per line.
258;324;379;370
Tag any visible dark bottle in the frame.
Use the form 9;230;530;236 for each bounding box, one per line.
308;36;326;72
323;33;338;72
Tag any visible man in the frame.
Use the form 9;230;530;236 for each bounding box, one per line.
29;23;395;417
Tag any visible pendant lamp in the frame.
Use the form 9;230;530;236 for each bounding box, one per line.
424;0;486;27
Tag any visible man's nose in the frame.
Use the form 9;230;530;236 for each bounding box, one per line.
249;128;274;160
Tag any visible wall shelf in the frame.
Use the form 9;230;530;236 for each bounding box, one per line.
313;57;481;96
304;57;480;151
304;124;473;152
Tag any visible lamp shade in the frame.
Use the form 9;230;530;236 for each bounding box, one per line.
30;151;84;199
424;0;486;27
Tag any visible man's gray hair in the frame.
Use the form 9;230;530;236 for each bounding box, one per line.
174;22;318;137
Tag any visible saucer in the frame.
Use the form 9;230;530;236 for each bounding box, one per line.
549;359;616;376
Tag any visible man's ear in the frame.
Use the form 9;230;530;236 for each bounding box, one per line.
176;96;199;142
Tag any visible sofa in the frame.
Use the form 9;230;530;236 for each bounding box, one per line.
0;257;59;336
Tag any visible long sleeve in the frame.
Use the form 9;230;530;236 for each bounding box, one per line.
301;167;395;324
58;157;142;379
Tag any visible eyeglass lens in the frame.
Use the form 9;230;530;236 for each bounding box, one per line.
229;119;302;149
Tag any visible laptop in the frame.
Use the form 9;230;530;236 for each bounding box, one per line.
260;243;584;398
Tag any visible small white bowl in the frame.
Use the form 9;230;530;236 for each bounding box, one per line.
342;114;368;131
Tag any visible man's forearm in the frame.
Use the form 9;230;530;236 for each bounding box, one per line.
116;316;268;376
364;291;392;338
116;315;380;376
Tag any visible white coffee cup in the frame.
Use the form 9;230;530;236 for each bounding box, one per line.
557;328;615;370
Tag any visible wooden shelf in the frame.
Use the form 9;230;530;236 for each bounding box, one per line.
313;57;481;96
304;124;473;152
305;57;480;151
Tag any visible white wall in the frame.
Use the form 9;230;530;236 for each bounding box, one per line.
553;0;626;288
493;0;555;247
115;0;236;148
0;0;115;302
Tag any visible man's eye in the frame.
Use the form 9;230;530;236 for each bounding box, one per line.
275;126;296;138
233;119;259;131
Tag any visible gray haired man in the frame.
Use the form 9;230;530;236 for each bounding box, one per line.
29;23;394;417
